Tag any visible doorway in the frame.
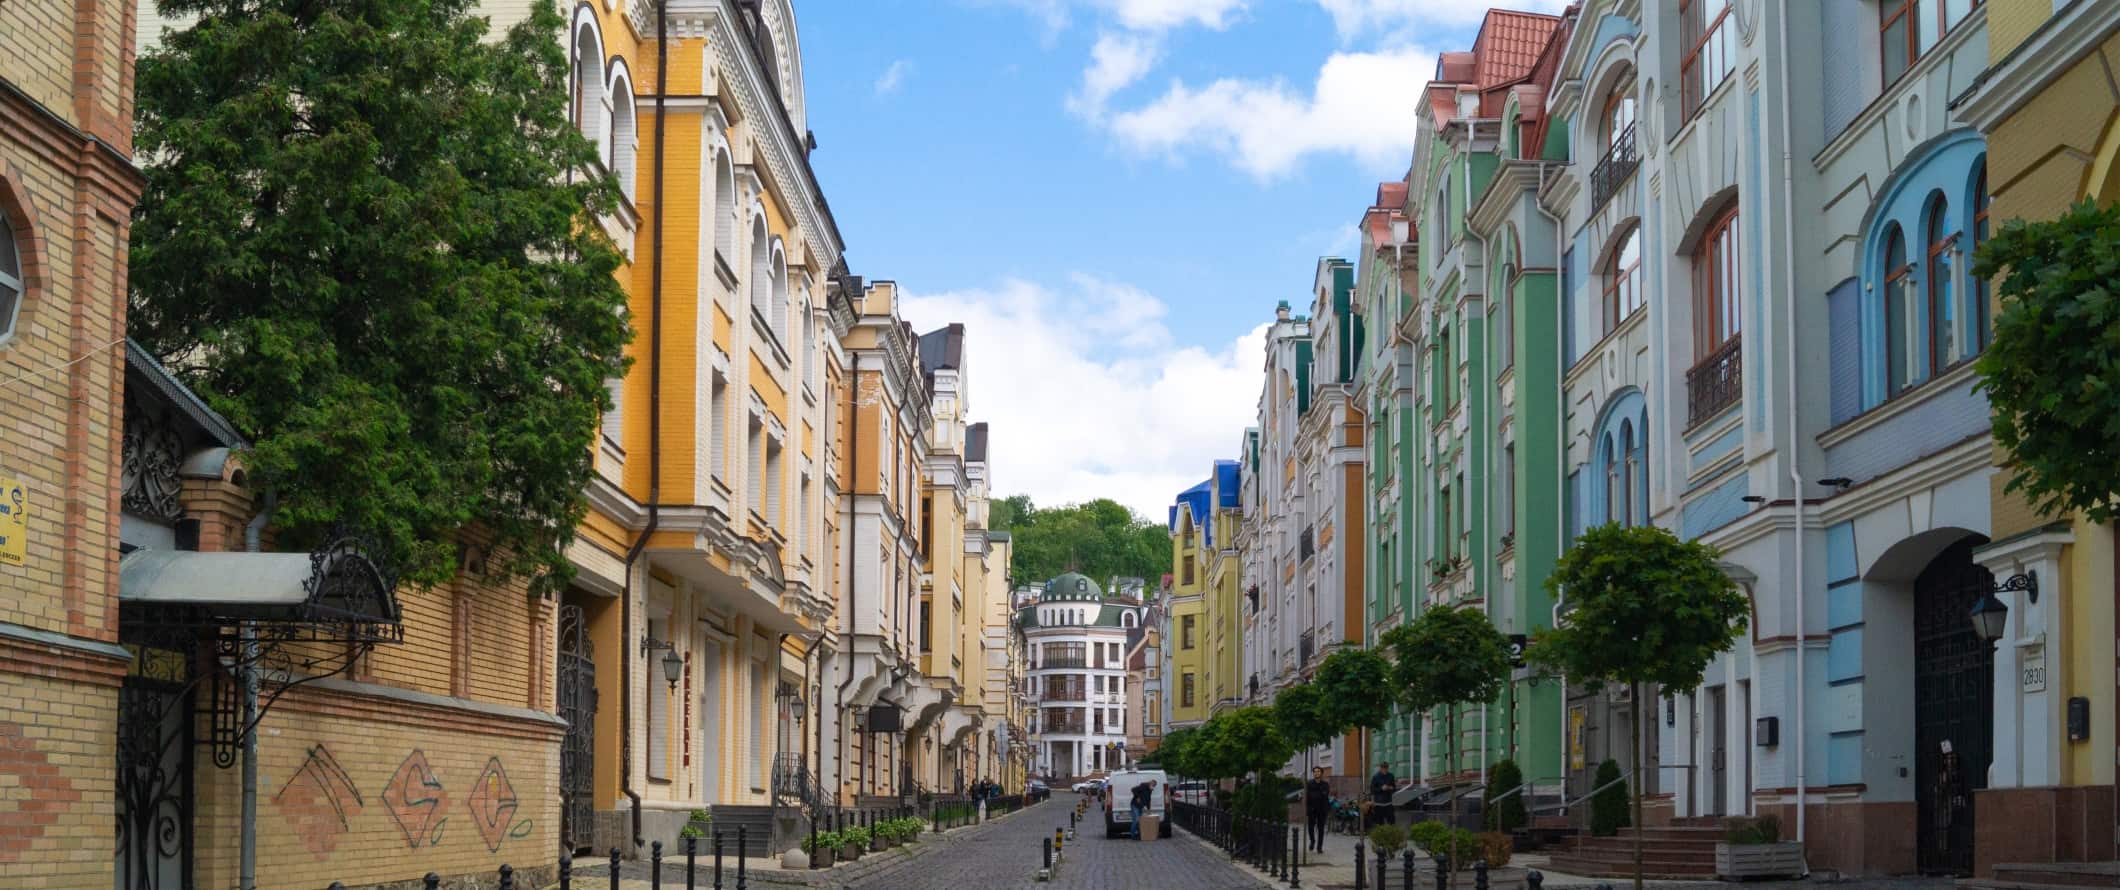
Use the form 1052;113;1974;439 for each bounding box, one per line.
1912;538;1995;875
556;603;598;853
1705;686;1728;816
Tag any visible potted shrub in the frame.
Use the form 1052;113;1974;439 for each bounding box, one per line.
841;825;870;860
802;831;839;868
1368;823;1409;858
1716;815;1803;879
678;808;711;845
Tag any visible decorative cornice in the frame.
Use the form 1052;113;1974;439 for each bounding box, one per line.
1955;0;2118;130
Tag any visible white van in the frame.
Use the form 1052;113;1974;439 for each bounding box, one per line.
1102;768;1173;838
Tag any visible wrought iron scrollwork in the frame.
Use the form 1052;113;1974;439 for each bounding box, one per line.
121;396;184;522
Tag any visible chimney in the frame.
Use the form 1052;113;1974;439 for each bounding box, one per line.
1275;300;1291;321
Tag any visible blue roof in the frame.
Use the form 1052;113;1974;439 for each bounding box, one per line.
1213;460;1240;510
1169;478;1212;542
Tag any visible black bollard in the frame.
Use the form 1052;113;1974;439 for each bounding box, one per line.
1288;827;1301;888
559;854;572;890
1404;849;1417;890
714;830;726;889
1375;845;1387;890
1354;839;1367;890
735;826;748;890
1474;860;1489;890
329;885;346;890
500;864;515;890
426;873;442;890
1526;871;1543;890
650;841;662;890
685;835;697;890
610;847;622;890
1434;853;1449;890
1044;836;1053;871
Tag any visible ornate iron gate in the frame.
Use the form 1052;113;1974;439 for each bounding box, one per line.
116;646;194;890
557;605;597;852
1914;539;1994;876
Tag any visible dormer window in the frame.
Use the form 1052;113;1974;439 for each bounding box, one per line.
1881;0;1983;85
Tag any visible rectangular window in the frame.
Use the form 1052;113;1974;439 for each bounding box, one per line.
750;660;768;791
765;436;783;523
920;494;933;558
1181;553;1195;585
709;372;728;481
1500;444;1516;537
920;599;932;652
602;378;624;446
1182;673;1197;708
747;417;766;516
1182;615;1197;650
1695;208;1742;356
1681;0;1735;119
1883;0;1983;84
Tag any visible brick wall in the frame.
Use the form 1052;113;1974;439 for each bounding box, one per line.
0;654;122;890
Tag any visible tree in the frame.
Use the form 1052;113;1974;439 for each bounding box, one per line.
1589;759;1629;837
1157;726;1202;779
1531;523;1748;890
991;496;1172;583
1382;605;1511;780
1484;758;1527;833
1272;682;1332;754
1313;647;1395;738
1973;200;2120;522
130;0;631;592
1203;706;1294;785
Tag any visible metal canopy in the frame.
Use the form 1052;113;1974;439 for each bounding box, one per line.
119;538;402;644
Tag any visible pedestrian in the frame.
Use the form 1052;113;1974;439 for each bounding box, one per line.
1368;761;1398;829
1303;766;1331;853
1129;779;1153;840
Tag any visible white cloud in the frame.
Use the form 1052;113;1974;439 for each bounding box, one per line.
874;60;910;95
1314;0;1569;39
1100;0;1246;31
1105;46;1434;179
897;276;1266;521
1067;33;1160;117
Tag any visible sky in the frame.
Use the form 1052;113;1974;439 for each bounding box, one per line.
797;0;1565;520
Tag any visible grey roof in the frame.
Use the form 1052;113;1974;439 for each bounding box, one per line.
966;422;989;462
126;340;245;448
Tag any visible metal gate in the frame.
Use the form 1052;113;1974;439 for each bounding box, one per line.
1913;538;1993;876
116;646;194;890
557;605;597;852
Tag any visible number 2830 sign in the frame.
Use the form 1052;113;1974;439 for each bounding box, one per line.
2021;643;2047;694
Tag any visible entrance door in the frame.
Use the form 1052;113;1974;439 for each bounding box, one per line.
1706;687;1728;816
556;605;598;852
116;655;194;890
1913;539;1994;875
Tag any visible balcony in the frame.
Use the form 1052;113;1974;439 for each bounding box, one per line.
1298;630;1315;667
1044;688;1087;702
1040;657;1089;670
1687;336;1742;427
1590;124;1639;211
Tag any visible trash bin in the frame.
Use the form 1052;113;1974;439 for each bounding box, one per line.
1137;814;1160;841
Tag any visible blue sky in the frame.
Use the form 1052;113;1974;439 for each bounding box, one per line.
793;0;1562;518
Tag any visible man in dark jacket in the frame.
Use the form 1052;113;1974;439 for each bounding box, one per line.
1368;762;1398;829
1129;780;1154;839
1303;767;1332;852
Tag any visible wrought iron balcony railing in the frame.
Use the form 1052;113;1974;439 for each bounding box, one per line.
1039;657;1088;670
1687;336;1742;426
1297;630;1315;667
1590;124;1639;211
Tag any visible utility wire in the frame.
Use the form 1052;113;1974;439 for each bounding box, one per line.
0;335;128;393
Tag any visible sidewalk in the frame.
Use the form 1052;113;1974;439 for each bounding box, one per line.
1174;821;1735;890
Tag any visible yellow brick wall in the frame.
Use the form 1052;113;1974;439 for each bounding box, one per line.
1983;0;2051;62
0;0;83;124
190;686;563;890
0;663;120;890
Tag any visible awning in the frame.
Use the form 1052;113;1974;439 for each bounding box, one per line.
119;540;402;644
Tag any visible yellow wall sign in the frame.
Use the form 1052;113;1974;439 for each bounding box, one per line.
1567;706;1587;771
0;477;24;566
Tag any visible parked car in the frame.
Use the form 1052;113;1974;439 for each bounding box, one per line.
1102;768;1173;839
1168;780;1211;806
1071;778;1104;794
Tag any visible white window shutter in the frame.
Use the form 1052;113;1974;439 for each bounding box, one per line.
647;618;669;780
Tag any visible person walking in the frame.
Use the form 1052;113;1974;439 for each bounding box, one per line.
1129;780;1153;840
1368;762;1398;829
1303;766;1332;853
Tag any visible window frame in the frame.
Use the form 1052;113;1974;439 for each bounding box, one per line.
1693;207;1742;359
1883;225;1915;397
1925;198;1957;378
1972;168;1990;352
1603;227;1643;334
0;208;19;343
1680;0;1735;120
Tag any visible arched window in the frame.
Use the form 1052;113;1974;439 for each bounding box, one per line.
770;243;790;341
1883;224;1915;397
606;66;638;200
1604;89;1635;149
571;20;606;151
749;216;771;327
0;208;22;341
1972;167;1990;352
1695;208;1740;354
1925;196;1955;375
1497;252;1517;370
801;299;816;391
713;150;737;267
1622;421;1640;527
1604;227;1642;333
1603;431;1621;525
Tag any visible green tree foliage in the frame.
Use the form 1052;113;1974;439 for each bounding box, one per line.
1156;726;1202;778
1313;647;1395;734
991;495;1172;583
1533;524;1746;889
1484;758;1526;833
1589;759;1629;837
130;0;630;592
1202;706;1294;783
1272;682;1332;751
1972;200;2120;522
1382;605;1511;777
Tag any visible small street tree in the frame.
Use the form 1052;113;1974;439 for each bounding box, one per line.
1204;706;1296;821
1272;682;1333;758
130;0;631;592
1531;523;1749;890
1972;200;2120;521
1313;647;1396;743
1381;604;1511;781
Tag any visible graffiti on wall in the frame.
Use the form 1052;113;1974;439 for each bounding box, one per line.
275;745;364;858
0;721;79;862
467;757;533;853
383;749;449;848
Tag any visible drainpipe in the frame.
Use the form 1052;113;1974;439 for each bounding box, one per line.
1534;163;1567;800
615;0;671;851
1773;0;1808;849
239;492;275;890
835;346;862;805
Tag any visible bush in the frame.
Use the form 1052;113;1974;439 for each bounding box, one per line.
1484;759;1526;833
1407;820;1451;855
679;808;712;839
1478;831;1513;867
1231;779;1291;822
841;826;870;849
1368;823;1408;855
1724;814;1781;845
802;831;841;853
1589;759;1630;837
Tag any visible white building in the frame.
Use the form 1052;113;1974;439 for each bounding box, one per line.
1019;573;1142;780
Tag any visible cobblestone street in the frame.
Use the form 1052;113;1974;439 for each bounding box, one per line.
856;793;1270;890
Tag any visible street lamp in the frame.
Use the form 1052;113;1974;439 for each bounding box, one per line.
1971;571;2037;648
643;635;682;689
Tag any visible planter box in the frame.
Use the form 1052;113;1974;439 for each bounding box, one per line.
810;847;835;868
872;838;887;852
840;844;862;861
1716;842;1804;879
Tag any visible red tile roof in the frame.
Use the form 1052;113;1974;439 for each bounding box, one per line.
1471;9;1563;90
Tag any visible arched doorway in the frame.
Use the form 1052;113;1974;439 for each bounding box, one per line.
1912;537;1994;875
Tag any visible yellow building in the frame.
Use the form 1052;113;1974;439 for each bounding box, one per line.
980;534;1031;790
1206;461;1245;715
1957;0;2120;872
907;323;992;794
1166;484;1212;730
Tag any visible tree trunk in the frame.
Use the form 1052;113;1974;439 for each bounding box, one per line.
1630;680;1644;890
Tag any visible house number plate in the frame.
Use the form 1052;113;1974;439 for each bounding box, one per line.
2021;643;2047;694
